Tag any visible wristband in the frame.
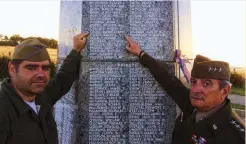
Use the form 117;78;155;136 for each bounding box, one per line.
138;50;145;59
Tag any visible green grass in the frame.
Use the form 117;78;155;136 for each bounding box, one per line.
230;86;245;96
231;103;245;110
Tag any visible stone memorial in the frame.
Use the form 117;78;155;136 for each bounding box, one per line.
55;1;176;144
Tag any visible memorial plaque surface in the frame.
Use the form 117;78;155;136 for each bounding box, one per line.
54;103;78;143
59;1;82;59
55;2;82;144
76;62;176;143
81;1;174;61
56;1;176;144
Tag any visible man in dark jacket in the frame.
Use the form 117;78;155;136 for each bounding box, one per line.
0;32;88;144
125;36;245;144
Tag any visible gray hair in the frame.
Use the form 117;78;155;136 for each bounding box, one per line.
219;80;232;90
219;80;232;99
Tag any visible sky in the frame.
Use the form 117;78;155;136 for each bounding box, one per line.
0;0;245;67
191;0;245;68
0;1;60;39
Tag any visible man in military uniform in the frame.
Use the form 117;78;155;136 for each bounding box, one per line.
0;33;88;144
125;36;245;144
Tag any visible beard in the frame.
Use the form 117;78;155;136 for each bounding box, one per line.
29;80;48;94
15;76;49;97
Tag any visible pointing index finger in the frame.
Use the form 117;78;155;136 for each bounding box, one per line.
124;35;134;44
78;32;89;39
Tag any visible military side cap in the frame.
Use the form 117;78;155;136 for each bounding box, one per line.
191;55;230;81
12;38;50;62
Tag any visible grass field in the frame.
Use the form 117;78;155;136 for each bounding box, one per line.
231;103;245;110
231;86;245;96
0;46;57;63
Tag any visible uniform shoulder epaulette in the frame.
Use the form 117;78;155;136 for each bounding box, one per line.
229;118;245;140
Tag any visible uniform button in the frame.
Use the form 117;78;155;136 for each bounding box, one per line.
213;124;217;130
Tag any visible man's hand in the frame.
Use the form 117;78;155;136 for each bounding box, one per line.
73;32;89;53
125;35;142;56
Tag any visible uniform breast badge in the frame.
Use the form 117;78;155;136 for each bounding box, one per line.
191;134;207;144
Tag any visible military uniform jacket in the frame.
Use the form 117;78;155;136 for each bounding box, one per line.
139;53;245;144
0;50;81;144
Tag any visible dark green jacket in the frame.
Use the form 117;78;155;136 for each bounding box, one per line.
140;53;245;144
0;50;81;144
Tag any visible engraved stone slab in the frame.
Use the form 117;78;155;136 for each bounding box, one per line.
54;103;78;144
81;1;174;61
55;2;83;143
76;62;176;144
56;1;176;144
58;1;82;59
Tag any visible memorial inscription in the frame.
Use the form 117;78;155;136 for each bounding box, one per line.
56;1;176;144
77;62;175;143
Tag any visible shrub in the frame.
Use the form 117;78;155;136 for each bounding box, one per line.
230;71;245;88
0;41;15;46
0;55;11;80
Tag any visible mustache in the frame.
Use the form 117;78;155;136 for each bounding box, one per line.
31;77;47;83
190;92;205;100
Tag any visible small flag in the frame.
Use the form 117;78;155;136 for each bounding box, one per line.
175;49;191;83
